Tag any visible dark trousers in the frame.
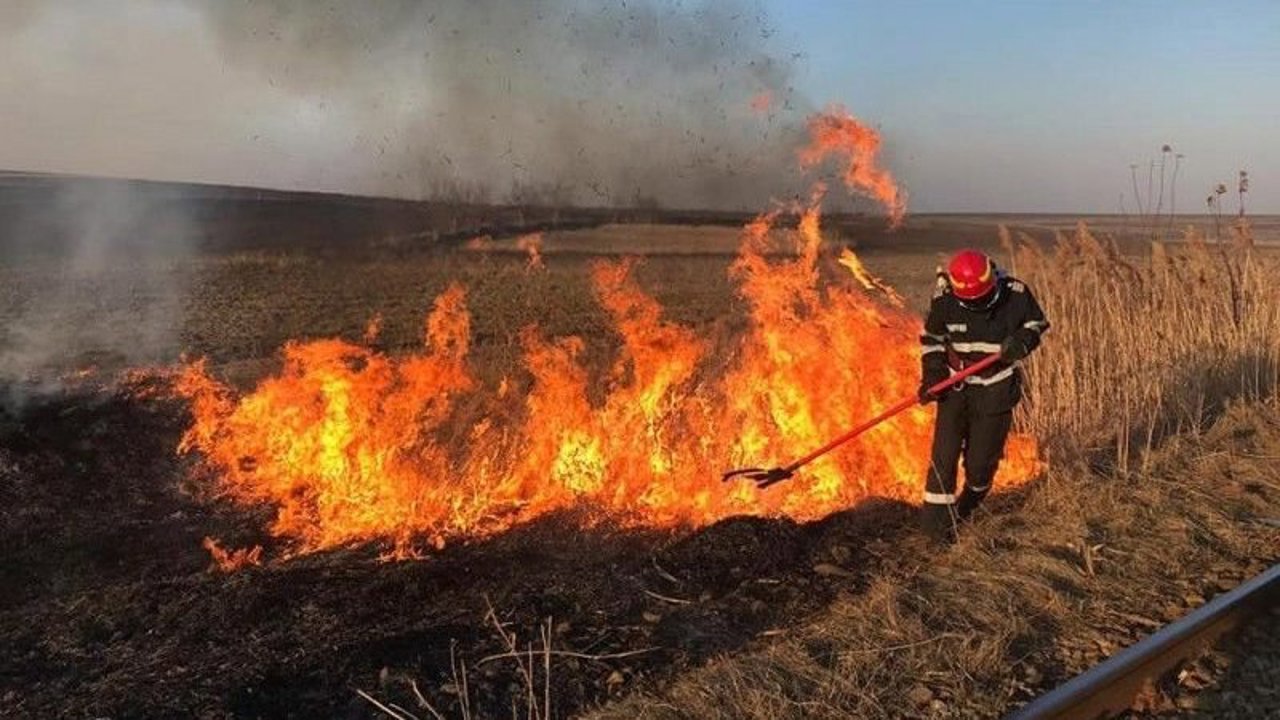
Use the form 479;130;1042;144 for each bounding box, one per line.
921;389;1014;540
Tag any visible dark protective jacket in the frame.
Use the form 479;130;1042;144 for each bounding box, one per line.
919;273;1049;414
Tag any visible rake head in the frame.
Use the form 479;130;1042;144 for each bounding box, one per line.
721;466;794;489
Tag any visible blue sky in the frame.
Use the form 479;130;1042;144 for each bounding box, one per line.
763;0;1279;212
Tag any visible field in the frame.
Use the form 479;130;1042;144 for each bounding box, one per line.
1;180;1279;718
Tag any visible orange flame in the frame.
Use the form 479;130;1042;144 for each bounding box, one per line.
177;286;475;553
202;536;263;572
362;313;383;345
799;104;906;227
174;108;1036;557
837;248;905;308
516;233;545;270
176;209;1039;556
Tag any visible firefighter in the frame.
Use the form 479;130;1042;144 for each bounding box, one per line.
917;249;1049;542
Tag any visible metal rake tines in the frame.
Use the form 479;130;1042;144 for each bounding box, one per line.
721;466;794;489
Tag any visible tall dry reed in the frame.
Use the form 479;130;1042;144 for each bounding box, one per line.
1004;220;1280;470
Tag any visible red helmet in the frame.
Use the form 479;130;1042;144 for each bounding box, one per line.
947;249;996;300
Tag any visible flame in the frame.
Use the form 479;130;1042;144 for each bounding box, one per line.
177;286;475;554
202;536;263;572
465;235;492;251
516;233;544;270
176;209;1040;556
67;366;99;380
799;105;906;227
837;248;905;308
362;313;383;345
174;108;1040;557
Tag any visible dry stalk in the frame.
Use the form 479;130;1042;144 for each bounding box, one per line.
410;680;448;720
476;646;661;667
643;589;693;605
358;688;421;720
482;596;545;720
1016;221;1280;463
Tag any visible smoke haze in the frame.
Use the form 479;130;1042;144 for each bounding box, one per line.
1;0;812;210
0;0;838;394
0;178;192;394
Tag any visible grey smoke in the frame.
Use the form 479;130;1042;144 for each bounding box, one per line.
196;0;810;209
2;0;817;210
0;178;191;394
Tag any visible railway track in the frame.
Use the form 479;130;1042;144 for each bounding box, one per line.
1007;562;1280;719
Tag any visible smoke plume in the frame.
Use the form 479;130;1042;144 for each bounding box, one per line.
0;177;192;397
2;0;814;210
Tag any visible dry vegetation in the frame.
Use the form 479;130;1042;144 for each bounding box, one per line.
572;221;1280;719
4;218;1279;719
586;401;1280;719
1010;220;1279;464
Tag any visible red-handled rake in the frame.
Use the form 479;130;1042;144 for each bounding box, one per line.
722;353;1003;489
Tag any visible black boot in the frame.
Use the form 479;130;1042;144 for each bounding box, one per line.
921;503;957;545
955;487;989;522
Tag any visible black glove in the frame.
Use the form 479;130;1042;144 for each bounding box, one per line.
1000;336;1029;362
918;385;937;405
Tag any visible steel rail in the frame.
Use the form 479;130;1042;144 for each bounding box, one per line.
1005;561;1280;720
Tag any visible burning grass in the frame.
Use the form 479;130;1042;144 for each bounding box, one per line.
172;203;1041;558
171;106;1040;559
173;214;1280;568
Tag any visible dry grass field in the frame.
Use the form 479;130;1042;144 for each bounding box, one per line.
0;219;971;392
2;211;1279;718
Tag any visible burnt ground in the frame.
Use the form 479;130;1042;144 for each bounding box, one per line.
0;380;945;719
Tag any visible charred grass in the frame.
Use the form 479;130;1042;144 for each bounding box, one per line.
0;379;936;719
